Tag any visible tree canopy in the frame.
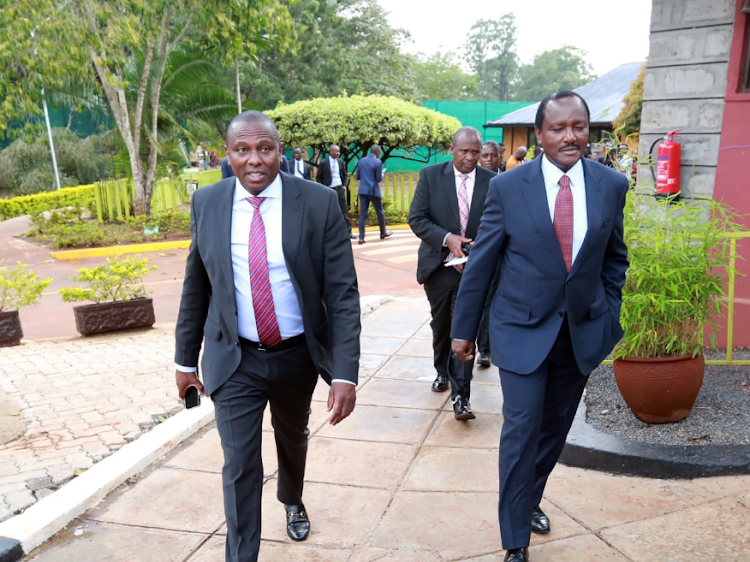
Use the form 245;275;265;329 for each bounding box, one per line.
411;53;478;101
613;64;645;141
464;15;519;101
266;94;461;167
513;46;596;101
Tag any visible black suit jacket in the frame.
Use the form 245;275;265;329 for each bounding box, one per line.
174;173;361;396
316;157;348;188
290;159;313;181
408;162;496;284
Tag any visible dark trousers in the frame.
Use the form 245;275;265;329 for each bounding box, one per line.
358;194;387;240
477;265;502;355
332;185;352;233
423;265;474;400
496;318;588;550
212;340;318;562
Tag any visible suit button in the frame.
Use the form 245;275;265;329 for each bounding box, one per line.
565;280;570;285
235;341;240;346
559;311;564;317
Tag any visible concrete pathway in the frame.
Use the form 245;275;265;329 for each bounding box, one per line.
22;299;750;561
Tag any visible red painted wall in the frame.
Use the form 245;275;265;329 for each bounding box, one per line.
713;1;750;347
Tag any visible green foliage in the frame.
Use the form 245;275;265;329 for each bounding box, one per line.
464;15;519;101
614;193;743;359
613;65;645;140
59;255;156;304
412;53;479;101
513;46;596;102
0;262;52;313
0;185;96;221
267;94;461;167
0;129;118;196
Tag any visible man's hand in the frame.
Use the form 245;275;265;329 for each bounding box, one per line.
175;370;205;399
452;339;475;363
445;233;472;257
327;382;356;426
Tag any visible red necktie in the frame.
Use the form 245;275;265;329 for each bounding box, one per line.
452;174;470;273
247;197;282;347
553;175;573;271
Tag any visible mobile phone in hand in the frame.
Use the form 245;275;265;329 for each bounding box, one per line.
184;386;201;409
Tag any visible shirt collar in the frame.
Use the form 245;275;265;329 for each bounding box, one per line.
453;166;477;180
234;173;282;202
541;155;584;188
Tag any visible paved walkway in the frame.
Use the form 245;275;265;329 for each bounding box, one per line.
0;327;181;521
23;299;750;561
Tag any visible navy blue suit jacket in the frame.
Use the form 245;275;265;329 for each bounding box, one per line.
451;157;629;376
356;154;384;197
221;157;235;179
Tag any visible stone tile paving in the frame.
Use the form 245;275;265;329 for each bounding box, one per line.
0;326;182;522
21;298;750;561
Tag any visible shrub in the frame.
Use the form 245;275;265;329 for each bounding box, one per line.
59;255;156;304
0;262;53;313
0;185;96;220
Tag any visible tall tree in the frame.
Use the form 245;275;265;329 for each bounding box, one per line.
463;15;518;101
513;46;596;102
0;0;295;214
412;52;478;101
242;0;416;108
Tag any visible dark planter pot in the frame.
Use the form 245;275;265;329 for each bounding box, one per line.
613;354;705;424
73;297;156;337
0;310;23;347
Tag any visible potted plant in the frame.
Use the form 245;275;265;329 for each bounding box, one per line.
60;254;157;336
612;192;740;423
0;263;52;346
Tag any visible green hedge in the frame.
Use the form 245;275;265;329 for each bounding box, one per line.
0;185;96;220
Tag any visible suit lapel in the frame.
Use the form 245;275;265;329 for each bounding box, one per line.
569;159;604;278
281;175;303;270
441;162;461;229
521;159;568;275
216;179;237;300
468;168;490;234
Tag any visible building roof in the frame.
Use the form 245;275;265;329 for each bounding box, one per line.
485;61;644;128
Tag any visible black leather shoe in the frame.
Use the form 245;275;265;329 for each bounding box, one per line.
284;504;310;541
358;238;366;245
504;547;529;562
431;375;449;392
380;230;393;239
477;352;491;367
453;397;476;421
531;505;550;534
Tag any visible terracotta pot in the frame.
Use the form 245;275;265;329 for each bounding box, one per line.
73;297;155;337
0;310;23;347
613;354;705;424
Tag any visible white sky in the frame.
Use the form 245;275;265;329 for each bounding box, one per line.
377;0;652;76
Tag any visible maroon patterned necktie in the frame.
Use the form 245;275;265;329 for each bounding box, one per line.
553;175;573;271
247;197;282;347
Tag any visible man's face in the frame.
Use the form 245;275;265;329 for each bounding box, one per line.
534;96;589;172
450;133;482;174
224;120;281;193
499;145;506;158
293;148;303;161
329;145;341;159
480;145;500;172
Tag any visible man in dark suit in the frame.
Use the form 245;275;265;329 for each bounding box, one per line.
316;144;355;239
279;142;290;174
408;126;496;421
221;156;235;179
291;146;313;180
451;91;629;562
174;111;360;562
355;144;392;244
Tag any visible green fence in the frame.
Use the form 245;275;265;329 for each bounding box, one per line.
347;173;419;214
94;178;189;222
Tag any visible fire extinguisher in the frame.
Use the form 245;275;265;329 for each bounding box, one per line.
650;129;683;197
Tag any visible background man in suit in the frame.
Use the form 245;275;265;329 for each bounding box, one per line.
355;144;392;244
451;91;629;562
409;126;496;421
221;155;235;179
317;144;355;239
291;146;313;180
174;111;360;562
279;141;290;174
480;140;502;174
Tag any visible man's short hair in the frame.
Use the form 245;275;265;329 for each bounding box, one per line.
498;142;506;148
453;126;482;144
226;110;279;141
534;90;591;130
482;140;501;152
370;144;381;155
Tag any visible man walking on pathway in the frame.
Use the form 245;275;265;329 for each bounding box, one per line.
355;144;392;244
317;144;356;239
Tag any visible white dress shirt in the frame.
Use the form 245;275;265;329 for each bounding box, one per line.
177;175;355;385
329;157;342;187
293;159;305;178
442;166;477;247
541;155;588;264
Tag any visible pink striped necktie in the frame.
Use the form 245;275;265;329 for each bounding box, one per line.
454;174;470;273
553;175;573;271
247;197;282;347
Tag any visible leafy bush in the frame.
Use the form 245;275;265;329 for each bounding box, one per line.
613;65;645;141
0;262;53;313
59;255;156;303
0;184;96;220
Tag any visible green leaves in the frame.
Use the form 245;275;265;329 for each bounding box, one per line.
614;193;744;359
0;262;52;313
59;254;156;304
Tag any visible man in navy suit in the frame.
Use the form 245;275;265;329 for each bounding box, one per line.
451;91;628;562
355;144;392;244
